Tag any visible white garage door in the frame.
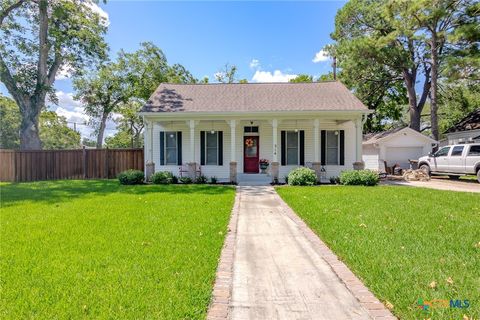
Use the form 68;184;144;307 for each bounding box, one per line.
386;147;424;168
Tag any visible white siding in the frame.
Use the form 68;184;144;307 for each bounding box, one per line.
149;118;358;181
362;144;380;171
447;129;480;145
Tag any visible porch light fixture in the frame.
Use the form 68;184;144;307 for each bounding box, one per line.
294;120;298;133
334;130;339;135
169;122;175;138
210;121;215;134
169;133;174;138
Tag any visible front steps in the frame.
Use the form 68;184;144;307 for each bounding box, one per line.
237;173;272;186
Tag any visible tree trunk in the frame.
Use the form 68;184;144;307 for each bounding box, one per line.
430;33;439;141
19;98;42;150
403;70;421;131
96;112;108;149
20;112;42;150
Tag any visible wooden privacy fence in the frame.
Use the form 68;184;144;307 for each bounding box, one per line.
0;148;144;182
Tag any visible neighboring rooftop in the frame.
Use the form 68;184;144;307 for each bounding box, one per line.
363;126;436;144
141;81;368;113
445;108;480;133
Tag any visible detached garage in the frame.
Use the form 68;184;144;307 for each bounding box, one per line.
363;127;437;171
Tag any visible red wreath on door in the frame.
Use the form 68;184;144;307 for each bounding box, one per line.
245;138;254;148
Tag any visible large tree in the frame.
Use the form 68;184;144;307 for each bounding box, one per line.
106;99;144;148
0;0;107;149
332;0;431;132
388;0;479;140
73;61;128;148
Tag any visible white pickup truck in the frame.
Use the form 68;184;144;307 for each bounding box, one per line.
418;143;480;183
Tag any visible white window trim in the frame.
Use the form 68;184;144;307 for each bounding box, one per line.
325;130;340;165
205;131;219;166
165;131;178;165
286;131;300;166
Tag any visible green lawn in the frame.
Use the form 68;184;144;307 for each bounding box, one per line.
276;185;480;319
0;180;235;319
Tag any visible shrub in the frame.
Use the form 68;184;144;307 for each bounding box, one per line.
287;167;317;186
194;175;208;184
339;170;379;186
118;169;144;185
151;171;176;184
179;176;192;184
210;176;218;184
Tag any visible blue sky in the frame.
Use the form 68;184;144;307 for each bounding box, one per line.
2;1;346;138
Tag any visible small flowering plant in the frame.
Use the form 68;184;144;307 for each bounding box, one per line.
259;159;270;165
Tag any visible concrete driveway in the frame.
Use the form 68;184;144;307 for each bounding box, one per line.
383;177;480;193
228;186;393;320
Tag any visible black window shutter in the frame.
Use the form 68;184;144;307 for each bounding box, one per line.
320;130;326;166
280;131;286;166
160;131;165;165
177;131;182;165
339;130;345;165
218;131;223;166
200;131;205;165
299;130;305;166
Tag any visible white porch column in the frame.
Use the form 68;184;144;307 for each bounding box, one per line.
313;119;320;162
188;120;196;163
144;119;155;181
272;119;278;162
229;120;237;162
229;120;237;183
355;117;363;163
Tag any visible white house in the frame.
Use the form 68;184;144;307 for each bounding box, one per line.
140;81;370;183
362;127;437;171
444;109;480;145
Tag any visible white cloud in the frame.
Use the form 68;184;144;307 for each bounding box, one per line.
55;62;74;80
251;70;297;83
84;1;110;26
249;59;260;69
312;49;330;63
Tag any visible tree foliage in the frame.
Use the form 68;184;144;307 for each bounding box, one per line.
289;74;313;83
0;0;107;149
0;94;20;148
215;64;237;83
39;111;81;149
0;95;80;149
73;62;129;148
331;0;430;132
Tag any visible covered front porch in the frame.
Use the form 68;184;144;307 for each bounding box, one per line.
143;113;366;183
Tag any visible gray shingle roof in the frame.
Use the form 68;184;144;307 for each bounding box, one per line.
445;108;480;133
141;81;368;113
363;126;407;144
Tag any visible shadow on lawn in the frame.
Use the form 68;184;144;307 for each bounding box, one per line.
0;180;234;207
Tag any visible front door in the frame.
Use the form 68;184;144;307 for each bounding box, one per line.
244;136;259;173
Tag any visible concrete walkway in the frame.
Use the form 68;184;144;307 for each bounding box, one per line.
229;186;381;320
383;178;480;193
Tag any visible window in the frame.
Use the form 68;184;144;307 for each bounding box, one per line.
244;126;259;133
451;146;464;156
165;132;177;165
468;145;480;156
206;131;218;165
286;131;299;165
326;131;339;165
434;146;450;157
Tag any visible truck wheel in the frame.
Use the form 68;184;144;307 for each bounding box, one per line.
420;164;430;176
448;175;460;180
